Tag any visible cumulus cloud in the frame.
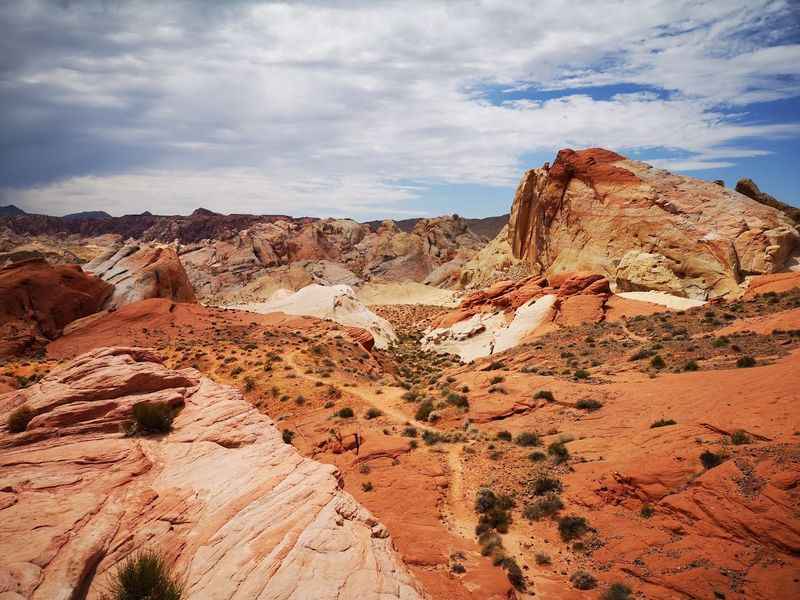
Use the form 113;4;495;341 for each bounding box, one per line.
0;0;798;216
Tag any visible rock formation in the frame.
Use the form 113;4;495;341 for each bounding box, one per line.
86;244;196;309
422;272;612;360
0;347;424;599
508;148;799;299
233;284;397;349
735;178;800;224
0;259;112;357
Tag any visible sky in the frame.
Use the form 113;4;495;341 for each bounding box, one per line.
1;0;799;220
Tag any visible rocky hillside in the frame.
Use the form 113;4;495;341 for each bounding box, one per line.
508;148;799;299
0;347;424;599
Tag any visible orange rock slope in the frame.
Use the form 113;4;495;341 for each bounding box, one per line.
0;347;424;600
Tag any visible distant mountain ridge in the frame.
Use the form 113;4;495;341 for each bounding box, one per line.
0;205;26;216
62;211;112;220
365;214;508;240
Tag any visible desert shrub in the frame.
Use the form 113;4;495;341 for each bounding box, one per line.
558;515;588;541
515;431;541;447
650;355;665;369
683;360;699;371
503;556;525;590
534;390;554;401
132;402;174;434
8;405;34;433
700;450;724;469
630;348;653;361
731;429;750;445
104;550;183;600
602;583;633;600
535;552;551;565
737;356;756;368
336;407;354;418
523;494;563;521
547;441;569;463
650;418;676;428
243;377;255;392
570;570;597;590
576;399;603;411
403;426;418;438
421;430;442;445
415;399;434;421
574;369;590;380
281;429;295;444
487;361;505;370
447;392;469;408
640;504;654;518
712;337;729;347
478;531;502;556
489;375;504;385
361;481;373;492
528;451;546;462
496;430;512;441
530;475;562;496
477;507;511;534
365;407;383;419
451;563;466;574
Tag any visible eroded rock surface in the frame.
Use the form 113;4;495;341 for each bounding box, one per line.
86;244;196;308
0;347;424;600
0;259;112;357
508;148;799;299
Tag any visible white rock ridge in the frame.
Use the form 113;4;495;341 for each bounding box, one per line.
232;284;398;349
0;347;424;600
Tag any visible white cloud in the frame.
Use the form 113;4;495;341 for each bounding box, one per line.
1;0;799;215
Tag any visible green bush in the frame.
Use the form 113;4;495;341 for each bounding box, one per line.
415;399;434;421
712;337;729;348
361;481;373;492
365;407;383;419
530;475;562;496
558;515;588;541
570;570;597;590
446;392;469;408
8;405;34;433
336;407;354;418
650;355;665;369
602;583;633;600
132;402;174;435
496;430;512;441
731;429;750;445
684;360;699;371
523;494;563;521
282;429;295;444
640;504;654;518
700;450;724;469
528;451;546;462
104;550;183;600
650;418;676;428
534;552;551;565
736;356;756;368
576;399;603;411
515;431;541;447
574;369;590;380
547;441;569;464
534;390;554;401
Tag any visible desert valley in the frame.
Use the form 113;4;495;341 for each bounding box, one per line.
1;148;799;599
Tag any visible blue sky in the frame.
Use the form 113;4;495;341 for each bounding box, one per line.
1;0;799;219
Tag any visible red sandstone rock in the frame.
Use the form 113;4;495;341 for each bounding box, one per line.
0;258;112;357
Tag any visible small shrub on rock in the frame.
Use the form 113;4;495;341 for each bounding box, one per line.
530;475;562;496
132;402;174;435
576;399;603;411
105;549;183;600
700;450;724;469
8;405;34;433
282;429;295;444
558;515;588;541
515;431;541;447
570;570;597;590
365;407;383;419
731;429;750;445
547;441;569;464
496;430;512;441
415;399;434;421
602;582;633;600
523;494;563;521
736;356;756;368
650;418;676;428
336;407;354;418
534;390;554;402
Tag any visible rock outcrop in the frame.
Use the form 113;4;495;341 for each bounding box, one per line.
0;259;112;357
86;244;196;308
233;284;397;349
0;347;424;599
508;148;799;299
735;178;800;224
422;272;612;360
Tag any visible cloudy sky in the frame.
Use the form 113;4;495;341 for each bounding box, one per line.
1;0;799;219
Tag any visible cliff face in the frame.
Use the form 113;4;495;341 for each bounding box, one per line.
0;347;424;600
508;148;799;299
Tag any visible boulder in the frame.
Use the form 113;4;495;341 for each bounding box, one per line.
508;148;800;299
0;347;424;600
86;244;196;308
